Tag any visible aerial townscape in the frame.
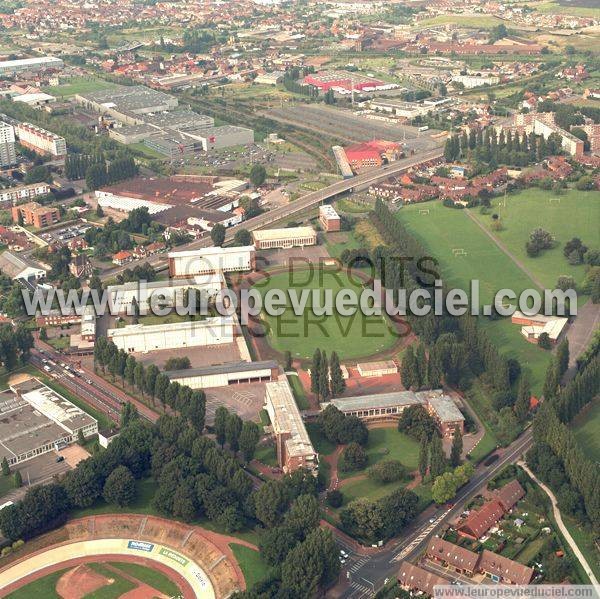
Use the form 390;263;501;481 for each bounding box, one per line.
0;0;597;597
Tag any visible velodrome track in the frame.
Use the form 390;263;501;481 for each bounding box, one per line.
0;540;206;598
0;515;249;598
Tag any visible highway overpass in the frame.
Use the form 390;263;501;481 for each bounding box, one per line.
100;147;444;280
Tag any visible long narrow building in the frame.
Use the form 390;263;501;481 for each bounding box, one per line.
168;246;256;277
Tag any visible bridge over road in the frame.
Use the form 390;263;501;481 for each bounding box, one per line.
101;146;444;280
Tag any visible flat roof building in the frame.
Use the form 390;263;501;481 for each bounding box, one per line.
0;182;51;208
166;360;279;390
319;204;341;232
0;56;63;76
107;317;235;353
168;246;256;277
107;275;225;313
252;226;317;250
11;202;59;228
327;389;464;436
0;378;97;467
265;380;317;474
0;250;46;281
356;360;397;377
0;122;16;168
15;122;66;157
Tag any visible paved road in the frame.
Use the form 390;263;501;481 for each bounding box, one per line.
338;430;533;598
100;148;444;281
564;300;600;382
519;461;598;585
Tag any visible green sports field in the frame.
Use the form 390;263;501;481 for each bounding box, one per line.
396;201;552;394
43;76;118;98
256;269;398;361
471;189;600;289
229;544;270;588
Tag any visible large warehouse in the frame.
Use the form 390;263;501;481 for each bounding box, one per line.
264;380;318;474
169;246;256;277
107;275;225;313
0;56;63;76
0;378;97;467
107;317;235;353
252;226;317;250
166;360;279;389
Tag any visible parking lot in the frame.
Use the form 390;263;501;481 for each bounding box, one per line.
204;382;266;424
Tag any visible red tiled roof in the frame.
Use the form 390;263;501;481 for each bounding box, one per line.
494;479;525;511
398;562;450;596
426;537;479;573
478;550;534;585
458;500;505;539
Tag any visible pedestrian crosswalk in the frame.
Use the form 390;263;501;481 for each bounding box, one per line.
349;556;369;574
391;508;452;562
347;581;373;598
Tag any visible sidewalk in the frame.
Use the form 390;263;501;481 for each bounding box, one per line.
519;461;598;585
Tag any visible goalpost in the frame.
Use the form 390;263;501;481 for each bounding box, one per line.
419;209;430;215
452;248;468;257
549;197;561;204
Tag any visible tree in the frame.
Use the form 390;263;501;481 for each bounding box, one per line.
63;460;102;508
39;327;48;342
429;434;446;478
249;164;267;187
556;339;569;378
329;351;346;397
171;484;196;522
233;228;252;246
418;434;429;479
214;406;229;448
1;457;10;476
538;332;552;350
96;205;104;218
77;429;85;445
103;465;136;507
367;460;407;483
120;402;139;428
514;374;531;423
12;468;22;488
283;350;293;371
310;349;321;397
340;442;367;472
164;356;191;371
398;405;438;440
401;345;419;389
239;421;260;462
225;413;243;453
326;489;343;508
449;429;462;467
187;391;206;433
285;494;320;538
210;223;226;247
253;480;289;528
318;351;330;401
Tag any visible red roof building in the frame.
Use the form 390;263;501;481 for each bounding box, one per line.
344;140;402;173
458;500;505;540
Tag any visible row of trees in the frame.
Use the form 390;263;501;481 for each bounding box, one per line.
93;336;206;430
214;406;261;463
318;404;368;446
444;126;564;168
0;324;34;372
85;155;139;191
310;349;346;400
64;153;104;181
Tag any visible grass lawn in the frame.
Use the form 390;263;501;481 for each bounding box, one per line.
306;422;336;456
325;230;362;259
572;398;600;463
257;268;397;361
47;336;70;351
138;312;193;326
397;202;553;395
515;536;545;565
229;544;269;588
108;562;180;596
43;76;117;97
254;443;278;467
417;15;506;28
471;189;600;289
561;514;600;581
5;569;67;599
86;563;135;598
129;142;167;159
287;374;309;410
534;0;600;17
340;475;409;505
339;427;420;479
464;382;500;460
336;198;371;214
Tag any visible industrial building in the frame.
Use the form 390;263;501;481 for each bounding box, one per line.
0;378;97;467
264;380;318;474
319;204;341;232
166;360;279;389
75;85;179;124
107;275;226;313
107;317;235;353
0;56;63;77
327;389;464;437
368;99;433;119
0;122;16;168
255;71;285;85
252;226;317;250
0;182;51;208
194;126;255;151
344;140;402;173
0;250;46;281
303;70;386;92
168;246;256;277
11;202;59;228
452;74;500;89
15;122;66;157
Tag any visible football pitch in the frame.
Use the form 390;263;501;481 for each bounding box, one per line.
396;201;553;393
257;268;398;361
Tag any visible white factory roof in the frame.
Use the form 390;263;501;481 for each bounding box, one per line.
168;245;255;258
107;274;224;295
253;226;316;241
107;316;234;337
13;92;55;104
0;56;62;68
